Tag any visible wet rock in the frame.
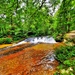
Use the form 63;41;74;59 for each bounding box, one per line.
64;30;75;39
0;43;63;75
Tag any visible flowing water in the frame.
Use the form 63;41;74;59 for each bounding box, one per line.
0;36;63;75
17;36;56;45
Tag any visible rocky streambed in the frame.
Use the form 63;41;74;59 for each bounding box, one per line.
0;37;64;75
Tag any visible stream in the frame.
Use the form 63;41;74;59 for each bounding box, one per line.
0;36;63;75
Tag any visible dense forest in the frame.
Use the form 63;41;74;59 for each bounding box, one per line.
0;0;75;43
0;0;75;75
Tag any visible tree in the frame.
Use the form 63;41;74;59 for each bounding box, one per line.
53;0;75;37
0;0;60;39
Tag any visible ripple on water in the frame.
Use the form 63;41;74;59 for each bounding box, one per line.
31;51;57;73
0;43;61;75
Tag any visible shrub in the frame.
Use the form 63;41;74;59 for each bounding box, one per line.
0;38;4;44
5;38;12;44
55;46;75;62
0;38;12;44
54;45;75;74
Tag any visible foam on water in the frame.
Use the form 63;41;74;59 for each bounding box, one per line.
35;51;56;70
10;36;57;71
17;36;56;45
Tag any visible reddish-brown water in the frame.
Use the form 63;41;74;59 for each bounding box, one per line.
0;43;64;75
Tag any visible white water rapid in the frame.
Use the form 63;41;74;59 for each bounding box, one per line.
17;36;56;45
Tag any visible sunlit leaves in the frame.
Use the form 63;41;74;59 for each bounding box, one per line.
0;0;60;40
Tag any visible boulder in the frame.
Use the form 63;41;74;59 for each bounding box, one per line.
64;30;75;39
63;30;75;45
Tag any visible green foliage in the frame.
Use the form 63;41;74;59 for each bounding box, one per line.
0;0;75;43
5;38;12;44
55;46;75;62
52;0;75;39
0;38;4;44
0;38;12;44
0;0;56;43
55;45;75;74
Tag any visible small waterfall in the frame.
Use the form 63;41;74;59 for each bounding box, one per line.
17;36;56;45
0;36;59;75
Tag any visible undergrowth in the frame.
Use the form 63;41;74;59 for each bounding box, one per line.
54;45;75;75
